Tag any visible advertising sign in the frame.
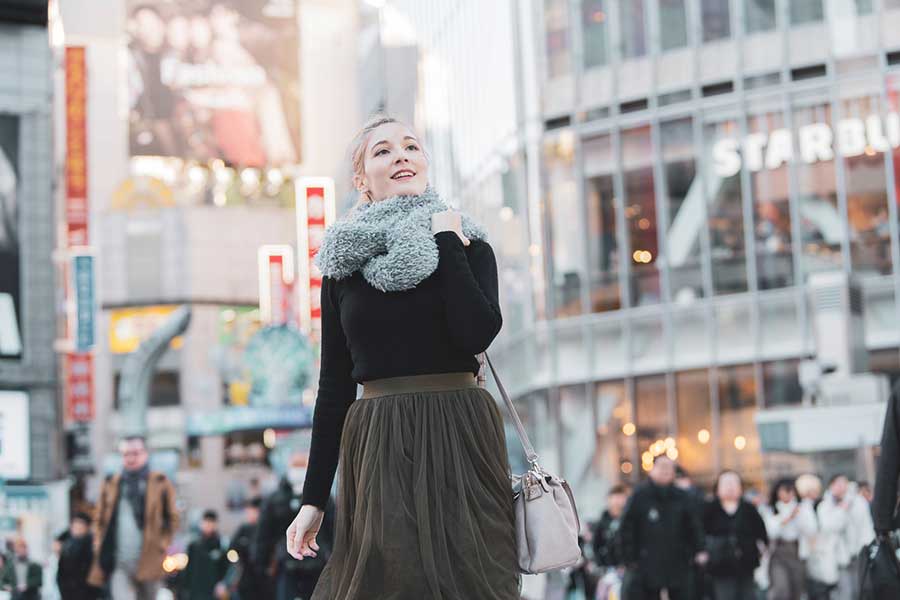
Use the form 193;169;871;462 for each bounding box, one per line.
65;46;89;246
65;352;94;423
258;245;295;326
0;391;30;480
125;0;301;167
70;253;95;351
295;178;335;339
0;115;21;358
109;305;184;354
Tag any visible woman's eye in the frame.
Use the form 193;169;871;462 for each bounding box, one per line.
407;145;419;151
375;148;389;156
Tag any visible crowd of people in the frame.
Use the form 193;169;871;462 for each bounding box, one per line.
577;455;877;600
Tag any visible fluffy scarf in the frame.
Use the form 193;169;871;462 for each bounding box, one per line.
314;186;487;292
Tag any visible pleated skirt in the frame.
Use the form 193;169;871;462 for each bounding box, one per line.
311;372;521;600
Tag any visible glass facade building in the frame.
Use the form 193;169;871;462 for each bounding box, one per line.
375;0;900;510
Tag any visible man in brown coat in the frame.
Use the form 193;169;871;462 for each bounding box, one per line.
87;436;179;599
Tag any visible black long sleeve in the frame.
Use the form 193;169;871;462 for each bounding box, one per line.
874;388;900;532
301;235;503;511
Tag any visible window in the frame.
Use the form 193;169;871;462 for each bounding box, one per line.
793;100;843;276
748;110;795;290
622;126;661;306
718;365;762;488
585;134;621;312
560;385;599;502
582;0;608;68
114;371;181;409
545;0;571;78
702;0;731;42
659;0;688;50
661;118;703;302
764;359;802;407
676;370;714;488
791;0;824;25
543;134;585;317
635;374;669;473
705;119;749;295
619;0;647;59
842;96;892;276
595;381;636;483
745;0;776;33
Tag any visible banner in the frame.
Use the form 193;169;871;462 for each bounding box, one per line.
70;253;95;351
258;245;295;325
125;1;301;167
65;46;88;246
65;353;94;423
109;305;183;354
0;391;30;480
295;178;335;339
0;115;21;358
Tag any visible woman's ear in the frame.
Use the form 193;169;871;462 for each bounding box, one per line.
352;173;367;194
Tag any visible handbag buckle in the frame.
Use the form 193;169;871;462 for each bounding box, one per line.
523;472;544;501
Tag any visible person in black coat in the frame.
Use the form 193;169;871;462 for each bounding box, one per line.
619;456;707;600
592;484;630;569
226;497;267;600
703;471;768;600
57;513;100;600
874;384;900;535
179;510;228;600
255;458;335;600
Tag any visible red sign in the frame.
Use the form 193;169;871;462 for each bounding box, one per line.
65;46;88;247
65;352;94;423
268;254;296;326
305;186;325;326
295;178;335;343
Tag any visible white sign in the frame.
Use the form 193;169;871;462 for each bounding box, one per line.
0;391;29;480
713;112;900;177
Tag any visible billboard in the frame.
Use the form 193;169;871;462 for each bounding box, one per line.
0;115;21;359
0;391;30;480
125;0;301;167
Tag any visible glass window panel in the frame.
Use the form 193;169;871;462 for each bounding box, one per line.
595;381;636;484
619;0;647;59
659;0;688;51
676;370;715;488
623;126;661;306
582;0;609;68
635;374;670;474
705;120;749;294
749;111;795;290
591;318;626;376
745;0;776;33
760;293;802;355
543;135;585;317
793;101;843;275
791;0;825;24
842;96;892;276
716;301;755;363
662;118;704;302
702;0;731;42
545;0;572;78
585;134;621;312
718;365;763;488
763;359;802;407
864;281;899;348
673;308;710;366
560;385;600;504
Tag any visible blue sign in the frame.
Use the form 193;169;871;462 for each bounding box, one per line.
72;254;95;351
186;405;314;436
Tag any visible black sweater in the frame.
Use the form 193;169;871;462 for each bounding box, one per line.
301;231;503;509
702;499;768;577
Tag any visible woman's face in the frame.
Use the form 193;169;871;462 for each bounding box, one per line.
777;485;796;504
356;122;428;202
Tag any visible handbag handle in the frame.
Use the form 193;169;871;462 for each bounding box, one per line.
484;352;541;468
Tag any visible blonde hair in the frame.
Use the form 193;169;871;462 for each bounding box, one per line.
349;114;425;211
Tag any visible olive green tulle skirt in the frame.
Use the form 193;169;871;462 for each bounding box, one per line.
311;373;521;600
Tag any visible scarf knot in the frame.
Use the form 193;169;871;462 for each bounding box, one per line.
314;186;487;292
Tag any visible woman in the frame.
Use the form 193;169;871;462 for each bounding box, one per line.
702;471;768;600
284;115;519;599
761;478;817;600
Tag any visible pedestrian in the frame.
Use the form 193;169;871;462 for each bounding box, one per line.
760;478;817;600
180;510;228;600
57;512;100;600
619;456;707;600
703;471;768;600
87;435;180;600
795;473;834;600
0;537;42;600
856;481;873;504
226;497;265;600
257;452;334;600
284;115;520;598
675;466;709;600
814;475;875;600
592;484;629;569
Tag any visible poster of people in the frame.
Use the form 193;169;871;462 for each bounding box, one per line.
0;114;21;359
126;0;301;167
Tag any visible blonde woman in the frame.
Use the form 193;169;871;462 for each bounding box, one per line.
284;115;519;599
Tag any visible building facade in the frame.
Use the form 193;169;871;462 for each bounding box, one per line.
380;0;900;510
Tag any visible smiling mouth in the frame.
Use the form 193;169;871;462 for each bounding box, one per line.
391;170;416;180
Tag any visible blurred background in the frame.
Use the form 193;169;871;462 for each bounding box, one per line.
1;0;900;597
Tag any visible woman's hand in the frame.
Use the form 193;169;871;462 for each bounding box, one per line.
432;210;470;246
286;504;325;561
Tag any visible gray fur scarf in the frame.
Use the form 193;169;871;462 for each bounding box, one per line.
314;186;487;292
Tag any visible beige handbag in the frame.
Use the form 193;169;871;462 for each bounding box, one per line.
484;353;583;574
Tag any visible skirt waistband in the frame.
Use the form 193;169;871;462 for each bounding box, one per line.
361;372;477;399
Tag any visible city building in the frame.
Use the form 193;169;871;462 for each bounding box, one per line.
373;0;900;510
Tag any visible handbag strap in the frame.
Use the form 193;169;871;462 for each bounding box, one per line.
484;352;540;467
